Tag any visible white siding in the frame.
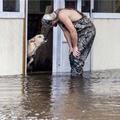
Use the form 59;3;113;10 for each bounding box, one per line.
91;19;120;71
0;19;24;75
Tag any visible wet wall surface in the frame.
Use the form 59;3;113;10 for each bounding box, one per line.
0;70;120;120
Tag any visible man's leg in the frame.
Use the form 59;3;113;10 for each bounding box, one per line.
69;27;95;77
69;53;83;76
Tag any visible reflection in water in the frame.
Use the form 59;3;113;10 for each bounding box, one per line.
0;70;120;119
50;76;90;119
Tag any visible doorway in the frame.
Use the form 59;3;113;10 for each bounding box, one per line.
27;0;53;73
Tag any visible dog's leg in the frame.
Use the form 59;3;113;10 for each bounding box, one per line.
27;57;34;71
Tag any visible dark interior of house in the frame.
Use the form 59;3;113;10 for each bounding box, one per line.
27;0;53;73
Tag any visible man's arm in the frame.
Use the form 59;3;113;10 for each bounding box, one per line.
58;12;80;57
59;24;73;53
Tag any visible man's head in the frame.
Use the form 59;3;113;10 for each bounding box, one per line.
42;12;58;27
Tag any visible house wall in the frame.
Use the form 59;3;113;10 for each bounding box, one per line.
0;15;120;75
0;19;24;75
91;19;120;71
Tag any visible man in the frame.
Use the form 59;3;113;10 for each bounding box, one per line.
42;8;96;77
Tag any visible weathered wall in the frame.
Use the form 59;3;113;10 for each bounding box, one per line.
0;19;24;75
91;19;120;71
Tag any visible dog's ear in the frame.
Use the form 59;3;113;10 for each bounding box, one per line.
38;35;42;38
29;38;35;42
38;34;44;39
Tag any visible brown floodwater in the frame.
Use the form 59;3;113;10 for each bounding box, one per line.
0;70;120;120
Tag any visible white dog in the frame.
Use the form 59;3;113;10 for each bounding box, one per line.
28;34;45;68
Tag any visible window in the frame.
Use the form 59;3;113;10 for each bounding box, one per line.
81;0;120;18
81;0;90;12
0;0;25;18
81;0;120;13
93;0;120;18
94;0;120;13
3;0;20;12
65;0;77;9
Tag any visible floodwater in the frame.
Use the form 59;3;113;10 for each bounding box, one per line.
0;70;120;120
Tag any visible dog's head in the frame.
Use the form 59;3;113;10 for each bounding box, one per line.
29;34;44;45
28;34;44;57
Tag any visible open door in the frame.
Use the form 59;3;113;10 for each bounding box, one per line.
27;0;53;74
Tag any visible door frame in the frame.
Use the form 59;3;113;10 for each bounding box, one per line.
25;0;55;75
52;0;65;74
24;0;28;75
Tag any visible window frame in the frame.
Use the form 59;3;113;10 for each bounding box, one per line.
92;0;120;19
78;0;120;19
93;13;120;19
0;0;25;18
